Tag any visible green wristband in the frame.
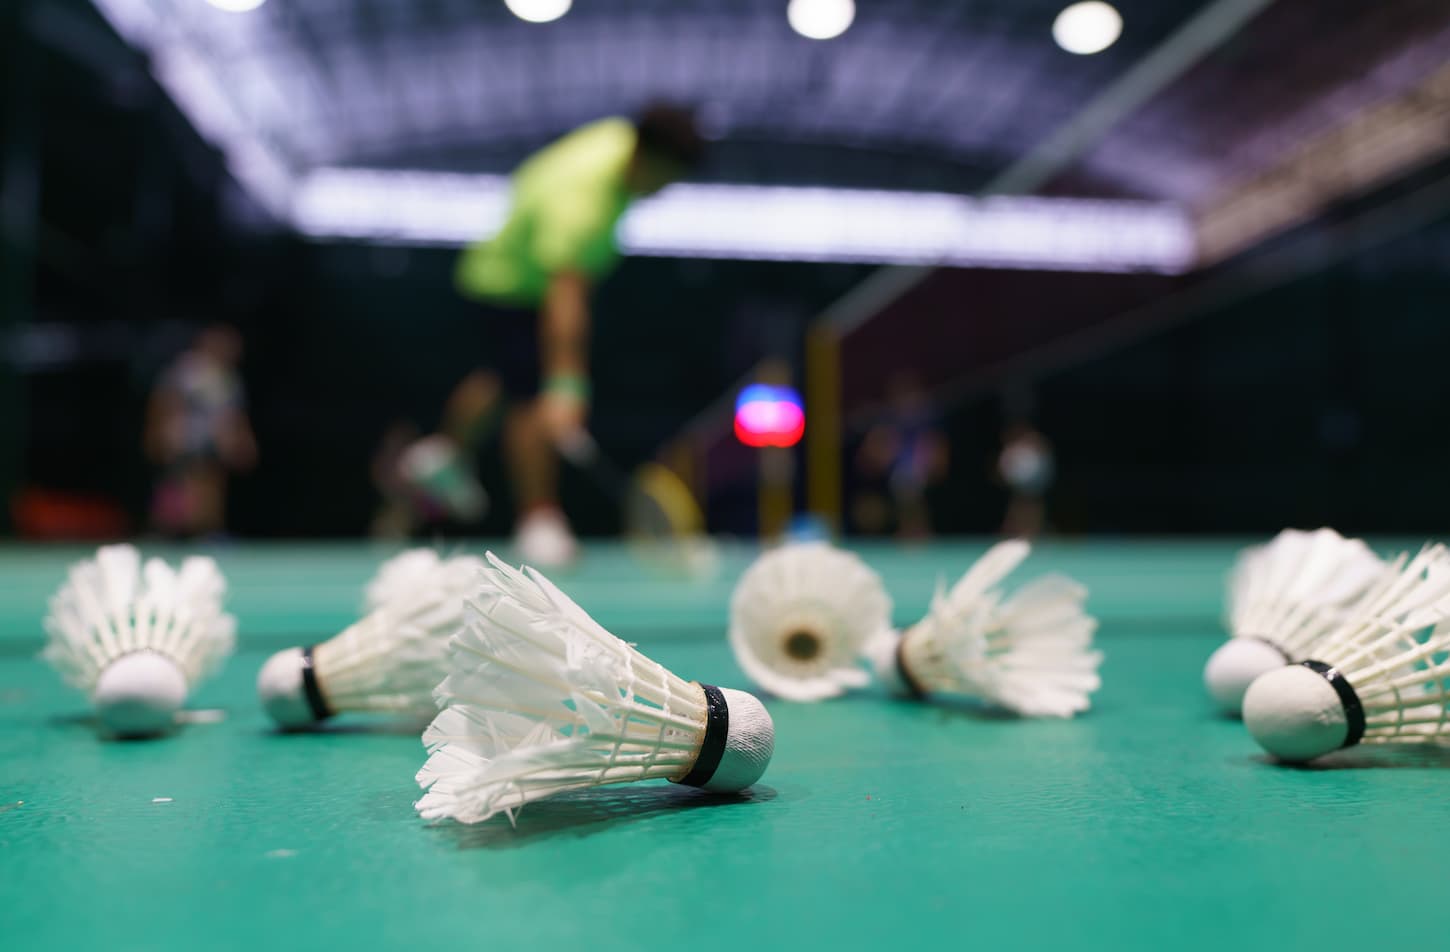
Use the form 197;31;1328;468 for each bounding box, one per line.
544;373;591;402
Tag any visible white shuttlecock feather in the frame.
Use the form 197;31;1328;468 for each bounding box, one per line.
866;540;1101;718
416;553;774;825
363;547;452;613
1243;544;1450;763
729;543;893;702
43;544;235;737
257;549;484;728
1204;528;1386;715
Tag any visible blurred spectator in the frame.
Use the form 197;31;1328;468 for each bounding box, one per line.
997;420;1054;538
143;324;257;538
851;373;949;539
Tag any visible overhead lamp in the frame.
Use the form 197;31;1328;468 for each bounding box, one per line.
1053;2;1123;55
787;0;855;41
504;0;571;24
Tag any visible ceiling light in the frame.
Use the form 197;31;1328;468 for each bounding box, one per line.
787;0;855;41
1053;2;1122;55
504;0;571;24
293;169;1195;273
204;0;267;12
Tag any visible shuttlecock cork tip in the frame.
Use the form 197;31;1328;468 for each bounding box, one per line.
257;647;330;729
1203;637;1289;716
1243;662;1354;763
862;629;915;699
707;687;775;792
93;651;187;737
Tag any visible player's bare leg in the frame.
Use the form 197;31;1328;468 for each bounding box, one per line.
442;370;502;451
507;400;577;567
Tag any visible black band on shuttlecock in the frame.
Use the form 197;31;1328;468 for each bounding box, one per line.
895;636;928;701
675;684;729;788
1246;636;1291;663
299;645;333;721
1301;660;1365;749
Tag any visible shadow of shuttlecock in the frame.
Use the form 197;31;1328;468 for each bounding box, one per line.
46;712;100;730
1252;747;1450;770
45;711;183;740
51;707;228;730
761;689;1106;721
885;696;1099;723
927;701;1029;721
260;718;432;738
435;783;779;850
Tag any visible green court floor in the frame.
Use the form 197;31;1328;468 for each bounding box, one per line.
2;540;1446;951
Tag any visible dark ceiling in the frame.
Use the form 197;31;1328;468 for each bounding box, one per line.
46;0;1450;202
204;0;1198;176
1080;0;1450;204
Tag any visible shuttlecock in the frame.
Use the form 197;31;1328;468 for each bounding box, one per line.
728;542;892;702
416;553;774;825
363;547;455;613
1243;544;1450;763
257;549;484;728
43;544;235;737
1204;528;1385;715
865;540;1101;717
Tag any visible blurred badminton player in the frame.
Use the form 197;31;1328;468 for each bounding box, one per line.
397;103;705;566
851;373;949;540
998;420;1055;538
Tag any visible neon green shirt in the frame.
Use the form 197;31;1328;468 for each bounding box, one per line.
455;118;635;307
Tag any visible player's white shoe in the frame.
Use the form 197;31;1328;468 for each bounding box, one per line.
515;507;579;568
398;435;488;522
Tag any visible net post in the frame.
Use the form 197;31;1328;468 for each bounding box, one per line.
753;359;795;541
758;447;792;541
805;324;842;534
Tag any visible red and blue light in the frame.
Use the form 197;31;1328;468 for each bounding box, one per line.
734;384;805;448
